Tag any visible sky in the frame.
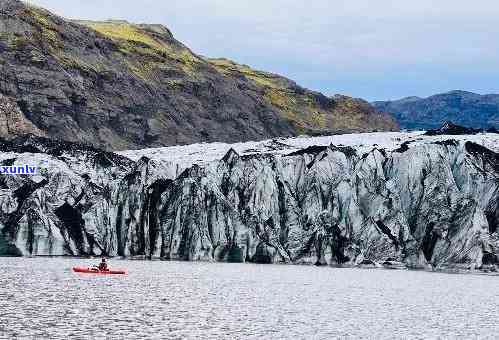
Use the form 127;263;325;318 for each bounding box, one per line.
27;0;499;101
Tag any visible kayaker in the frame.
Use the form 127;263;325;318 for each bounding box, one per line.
97;258;109;271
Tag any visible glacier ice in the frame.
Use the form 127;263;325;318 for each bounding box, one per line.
0;132;497;270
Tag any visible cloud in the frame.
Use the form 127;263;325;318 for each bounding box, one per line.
26;0;499;100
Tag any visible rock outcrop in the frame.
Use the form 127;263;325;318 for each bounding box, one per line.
425;122;498;136
0;0;397;150
0;132;497;271
0;94;44;138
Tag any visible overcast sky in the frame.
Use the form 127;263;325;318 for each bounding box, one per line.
27;0;499;101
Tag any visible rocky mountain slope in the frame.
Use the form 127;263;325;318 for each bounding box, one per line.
0;0;397;151
1;131;497;270
373;90;499;130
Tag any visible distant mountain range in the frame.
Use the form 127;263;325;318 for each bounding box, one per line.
0;0;397;151
373;90;499;130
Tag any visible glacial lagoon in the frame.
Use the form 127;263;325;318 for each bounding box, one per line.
1;257;498;339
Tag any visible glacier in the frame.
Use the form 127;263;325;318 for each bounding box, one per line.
0;132;497;271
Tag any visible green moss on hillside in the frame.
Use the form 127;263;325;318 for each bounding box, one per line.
81;21;202;78
210;58;359;133
83;22;165;50
209;58;399;133
25;5;63;49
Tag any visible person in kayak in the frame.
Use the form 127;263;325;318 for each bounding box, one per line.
96;258;109;271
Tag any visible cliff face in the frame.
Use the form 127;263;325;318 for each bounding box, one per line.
373;90;499;130
0;94;45;138
1;132;497;270
0;0;397;151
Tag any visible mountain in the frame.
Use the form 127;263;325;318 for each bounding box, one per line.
1;131;497;270
373;90;499;130
0;0;397;151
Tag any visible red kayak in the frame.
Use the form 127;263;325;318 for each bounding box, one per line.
73;267;127;275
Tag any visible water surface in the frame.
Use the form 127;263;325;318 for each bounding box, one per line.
0;258;498;339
